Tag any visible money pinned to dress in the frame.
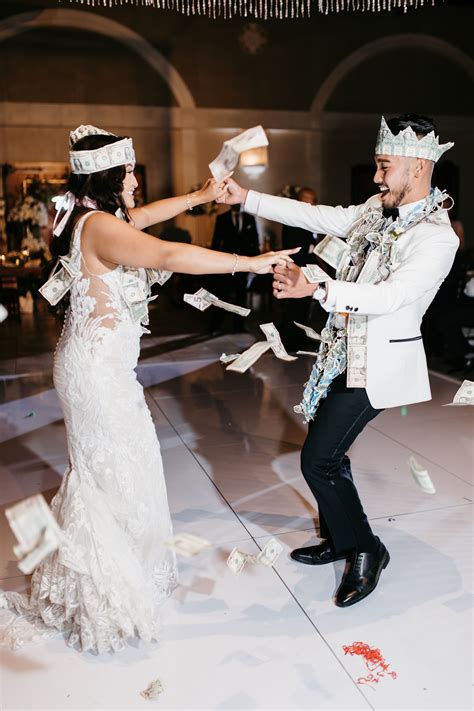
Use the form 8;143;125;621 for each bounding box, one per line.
209;125;269;182
301;264;332;284
5;494;64;574
313;234;349;269
164;532;211;558
293;322;322;341
408;455;436;494
443;380;474;407
140;678;164;700
145;268;173;287
184;288;250;317
225;341;272;373
260;322;297;361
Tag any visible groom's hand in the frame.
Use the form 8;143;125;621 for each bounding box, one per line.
215;177;249;206
273;262;315;299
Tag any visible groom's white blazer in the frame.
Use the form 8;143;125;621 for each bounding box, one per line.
245;190;459;409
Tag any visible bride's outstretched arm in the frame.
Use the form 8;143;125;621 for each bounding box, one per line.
82;211;298;275
129;179;224;230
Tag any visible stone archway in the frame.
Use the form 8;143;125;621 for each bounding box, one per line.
0;8;195;109
310;34;474;116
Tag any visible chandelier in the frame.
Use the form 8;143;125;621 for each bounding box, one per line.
68;1;438;19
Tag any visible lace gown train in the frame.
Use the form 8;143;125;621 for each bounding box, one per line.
0;213;178;653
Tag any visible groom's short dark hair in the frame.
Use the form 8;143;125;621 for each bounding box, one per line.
387;114;438;137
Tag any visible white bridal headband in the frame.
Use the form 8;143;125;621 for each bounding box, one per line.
68;124;135;175
375;116;454;163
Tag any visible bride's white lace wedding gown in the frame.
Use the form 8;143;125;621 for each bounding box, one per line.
0;212;178;653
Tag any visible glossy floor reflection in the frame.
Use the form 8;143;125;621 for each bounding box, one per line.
0;331;472;710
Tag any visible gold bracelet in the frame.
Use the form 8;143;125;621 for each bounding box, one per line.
185;194;193;211
231;253;239;276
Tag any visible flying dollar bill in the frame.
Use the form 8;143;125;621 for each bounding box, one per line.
408;456;436;494
296;350;319;357
257;538;283;567
443;380;474;407
293;322;322;341
5;494;64;574
226;341;272;373
260;322;297;361
164;532;211;558
220;353;240;364
313;234;349;269
209;126;269;182
227;547;249;576
184;288;250;317
301;264;332;284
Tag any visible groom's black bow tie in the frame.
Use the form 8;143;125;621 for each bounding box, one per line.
382;207;400;221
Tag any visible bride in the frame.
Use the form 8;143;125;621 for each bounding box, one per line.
0;126;296;654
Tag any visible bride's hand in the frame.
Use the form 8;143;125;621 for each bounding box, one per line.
248;248;300;275
196;178;226;204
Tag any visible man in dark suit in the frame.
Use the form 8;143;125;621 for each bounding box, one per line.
209;204;260;332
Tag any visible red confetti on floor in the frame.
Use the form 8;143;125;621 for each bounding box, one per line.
343;641;397;686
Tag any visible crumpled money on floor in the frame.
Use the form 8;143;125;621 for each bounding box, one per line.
227;538;284;576
140;678;164;700
443;380;474;407
408;455;436;494
164;532;211;558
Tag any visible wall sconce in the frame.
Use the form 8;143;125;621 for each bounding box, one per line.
240;146;268;177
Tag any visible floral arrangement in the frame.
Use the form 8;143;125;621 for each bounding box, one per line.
8;194;48;227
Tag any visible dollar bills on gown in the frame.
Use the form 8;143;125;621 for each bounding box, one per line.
209;126;269;182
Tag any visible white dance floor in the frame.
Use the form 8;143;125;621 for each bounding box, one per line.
0;333;472;710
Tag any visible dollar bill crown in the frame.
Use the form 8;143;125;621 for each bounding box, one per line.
69;124;135;175
375;116;454;162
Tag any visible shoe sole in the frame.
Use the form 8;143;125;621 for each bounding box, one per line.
290;552;350;566
334;550;390;607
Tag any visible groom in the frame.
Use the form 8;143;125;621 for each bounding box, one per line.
220;114;459;607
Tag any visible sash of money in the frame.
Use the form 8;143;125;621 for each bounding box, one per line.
296;187;450;421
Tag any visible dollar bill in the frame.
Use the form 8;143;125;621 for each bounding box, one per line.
220;353;240;364
184;288;250;317
301;264;332;284
5;494;64;574
313;234;349;269
408;456;436;494
260;322;298;361
356;249;382;285
257;538;283;567
164;532;211;558
209;125;269;182
39;266;75;306
346;367;367;388
296;350;319;356
227;547;248;576
293;322;322;341
140;678;164;700
443;379;474;407
347;315;368;345
226;341;272;373
145;268;173;287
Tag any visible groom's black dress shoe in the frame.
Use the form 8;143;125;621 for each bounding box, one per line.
335;541;390;607
290;540;351;566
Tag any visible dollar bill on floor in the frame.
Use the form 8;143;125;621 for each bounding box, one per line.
227;547;249;576
301;264;332;284
220;353;240;364
140;678;164;700
257;538;283;567
313;234;349;269
408;455;436;494
443;379;474;406
164;532;211;558
226;341;272;373
5;494;64;574
293;322;321;341
209;125;269;182
260;322;297;361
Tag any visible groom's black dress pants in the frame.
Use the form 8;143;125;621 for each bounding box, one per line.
300;372;383;554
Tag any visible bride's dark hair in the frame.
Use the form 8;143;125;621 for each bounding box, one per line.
50;133;132;261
